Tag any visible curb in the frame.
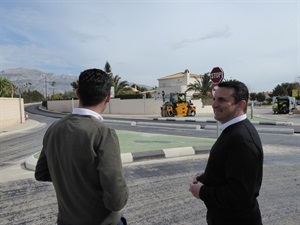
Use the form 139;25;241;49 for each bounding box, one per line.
204;125;294;134
154;117;294;126
24;155;37;171
25;146;211;171
0;120;46;138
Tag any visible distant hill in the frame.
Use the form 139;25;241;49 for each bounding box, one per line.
0;67;153;97
0;67;77;96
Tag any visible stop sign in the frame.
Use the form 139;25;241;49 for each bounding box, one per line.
210;67;224;84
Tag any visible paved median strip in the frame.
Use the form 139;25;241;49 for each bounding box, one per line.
121;146;211;164
26;146;212;170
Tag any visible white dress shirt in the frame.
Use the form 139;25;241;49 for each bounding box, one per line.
219;114;247;131
72;108;104;121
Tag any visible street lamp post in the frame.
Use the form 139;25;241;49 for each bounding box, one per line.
43;74;48;99
18;86;23;123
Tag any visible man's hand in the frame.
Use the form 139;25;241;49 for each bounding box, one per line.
193;172;204;184
189;182;203;199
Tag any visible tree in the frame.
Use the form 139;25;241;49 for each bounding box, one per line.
63;91;77;99
270;82;300;98
104;62;130;96
70;62;130;96
272;84;288;97
0;77;16;97
70;80;79;90
256;92;266;102
21;90;44;103
250;93;257;101
185;73;212;99
283;82;299;97
104;61;113;78
51;91;77;100
201;73;213;98
112;75;129;95
24;82;32;92
10;84;18;98
50;81;56;97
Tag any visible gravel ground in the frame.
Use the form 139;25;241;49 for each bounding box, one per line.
1;145;299;225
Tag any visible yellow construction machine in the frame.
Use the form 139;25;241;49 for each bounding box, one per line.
161;92;196;117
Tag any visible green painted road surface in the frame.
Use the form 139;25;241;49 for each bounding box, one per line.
116;130;215;153
32;112;275;160
33;130;216;159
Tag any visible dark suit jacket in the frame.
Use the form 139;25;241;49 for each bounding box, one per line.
199;118;263;225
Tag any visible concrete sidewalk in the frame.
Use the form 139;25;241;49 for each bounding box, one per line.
0;119;45;137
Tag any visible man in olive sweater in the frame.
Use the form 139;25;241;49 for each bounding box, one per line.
189;80;263;225
35;68;129;225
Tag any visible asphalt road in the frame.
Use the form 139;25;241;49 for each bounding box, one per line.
0;105;299;225
1;146;299;225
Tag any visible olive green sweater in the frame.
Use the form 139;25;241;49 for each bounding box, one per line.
35;114;129;225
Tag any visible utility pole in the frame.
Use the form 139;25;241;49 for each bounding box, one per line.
43;74;48;99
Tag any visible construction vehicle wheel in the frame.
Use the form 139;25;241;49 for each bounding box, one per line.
191;111;196;117
161;109;167;117
167;110;174;117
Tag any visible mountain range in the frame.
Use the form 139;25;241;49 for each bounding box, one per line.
0;67;151;96
0;68;77;95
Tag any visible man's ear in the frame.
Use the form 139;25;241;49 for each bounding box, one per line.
105;93;111;103
76;89;80;99
239;100;247;111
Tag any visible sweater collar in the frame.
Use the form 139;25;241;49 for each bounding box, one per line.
72;108;104;122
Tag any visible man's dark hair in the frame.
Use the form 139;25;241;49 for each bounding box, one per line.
218;80;249;112
77;68;112;106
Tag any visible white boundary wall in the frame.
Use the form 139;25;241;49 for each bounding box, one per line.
0;98;25;129
0;98;213;129
47;98;213;115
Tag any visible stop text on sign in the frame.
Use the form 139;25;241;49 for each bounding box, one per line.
211;72;223;79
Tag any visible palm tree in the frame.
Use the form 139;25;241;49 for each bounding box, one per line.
50;81;56;96
0;77;14;97
112;75;129;95
70;80;78;90
11;84;18;98
24;82;32;92
185;73;212;99
70;62;129;96
104;61;130;96
201;73;213;98
186;77;201;94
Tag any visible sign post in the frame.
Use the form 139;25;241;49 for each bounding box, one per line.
210;67;224;137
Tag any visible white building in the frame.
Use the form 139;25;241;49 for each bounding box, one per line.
154;69;203;101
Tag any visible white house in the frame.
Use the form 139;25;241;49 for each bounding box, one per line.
153;69;203;101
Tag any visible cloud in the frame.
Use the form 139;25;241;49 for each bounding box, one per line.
172;26;232;50
1;1;298;92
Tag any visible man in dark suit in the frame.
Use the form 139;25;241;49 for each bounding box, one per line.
189;80;264;225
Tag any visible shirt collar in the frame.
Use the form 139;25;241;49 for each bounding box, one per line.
72;108;104;121
219;114;247;130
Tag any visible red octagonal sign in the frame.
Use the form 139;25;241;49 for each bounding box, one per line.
210;67;224;84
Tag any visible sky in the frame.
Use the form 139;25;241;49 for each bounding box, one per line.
1;0;299;93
